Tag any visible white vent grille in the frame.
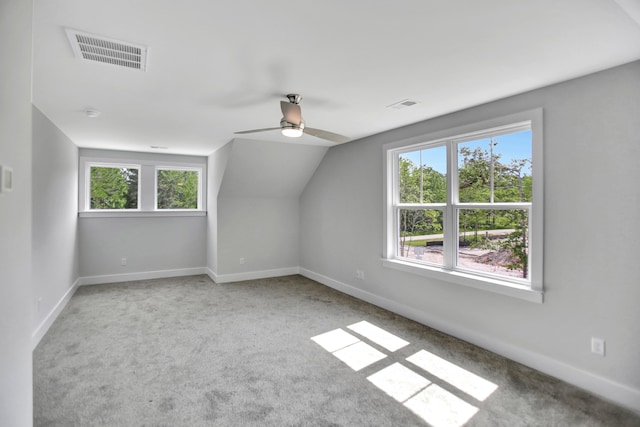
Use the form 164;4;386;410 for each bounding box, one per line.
66;29;147;71
386;99;419;109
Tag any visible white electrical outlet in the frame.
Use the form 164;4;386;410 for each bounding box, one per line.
121;257;127;266
356;270;365;280
239;258;245;265
591;337;605;356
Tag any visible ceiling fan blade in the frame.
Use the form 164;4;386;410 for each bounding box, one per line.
280;101;302;125
234;127;281;135
304;127;351;144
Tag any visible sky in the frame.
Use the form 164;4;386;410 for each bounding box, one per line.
400;129;532;175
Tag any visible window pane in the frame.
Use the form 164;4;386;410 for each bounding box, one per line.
457;209;529;279
90;166;138;209
458;130;532;203
157;169;199;209
398;209;444;265
399;146;446;204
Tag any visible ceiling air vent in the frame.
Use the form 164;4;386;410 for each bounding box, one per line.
386;99;419;109
66;29;148;71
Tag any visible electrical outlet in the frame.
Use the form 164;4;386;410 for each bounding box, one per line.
356;270;365;280
239;258;245;265
121;257;127;266
591;337;605;356
37;298;42;313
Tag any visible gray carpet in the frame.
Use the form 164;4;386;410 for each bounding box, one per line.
33;275;640;426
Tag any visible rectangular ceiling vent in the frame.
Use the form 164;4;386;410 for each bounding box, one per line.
386;99;419;109
66;29;148;71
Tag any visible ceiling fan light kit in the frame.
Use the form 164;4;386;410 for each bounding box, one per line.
281;126;304;138
235;94;350;144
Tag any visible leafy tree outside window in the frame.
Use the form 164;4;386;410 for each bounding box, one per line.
156;168;200;210
89;165;139;209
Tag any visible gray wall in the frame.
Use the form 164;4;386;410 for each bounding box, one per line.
79;216;206;277
217;196;299;276
214;139;326;279
32;107;80;337
300;61;640;407
206;142;232;275
0;0;34;424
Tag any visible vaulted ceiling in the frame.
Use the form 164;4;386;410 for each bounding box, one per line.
32;0;640;156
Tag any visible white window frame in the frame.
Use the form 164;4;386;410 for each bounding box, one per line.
382;109;543;303
79;155;207;218
83;162;141;212
154;166;203;211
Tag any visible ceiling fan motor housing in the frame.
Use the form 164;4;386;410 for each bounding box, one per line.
280;118;304;131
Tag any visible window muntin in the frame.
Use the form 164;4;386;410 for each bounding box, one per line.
388;118;540;291
87;163;140;210
156;167;201;210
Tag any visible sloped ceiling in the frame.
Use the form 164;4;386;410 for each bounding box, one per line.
31;0;640;156
218;139;328;198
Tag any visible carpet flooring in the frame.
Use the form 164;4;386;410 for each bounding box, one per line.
33;275;640;426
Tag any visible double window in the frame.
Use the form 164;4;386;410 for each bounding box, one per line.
384;110;543;302
80;154;205;215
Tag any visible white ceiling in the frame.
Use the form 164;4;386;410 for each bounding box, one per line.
32;0;640;156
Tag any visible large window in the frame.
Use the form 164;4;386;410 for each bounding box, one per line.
79;152;206;216
384;110;543;302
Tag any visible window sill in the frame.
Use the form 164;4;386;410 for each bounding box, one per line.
381;258;543;303
79;210;207;218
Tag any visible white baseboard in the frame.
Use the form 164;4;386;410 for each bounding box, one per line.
78;267;208;286
32;278;80;350
210;267;300;284
299;268;640;413
206;267;217;283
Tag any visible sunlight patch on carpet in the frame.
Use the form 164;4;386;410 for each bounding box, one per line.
405;384;479;427
367;362;430;402
310;328;360;353
407;349;498;401
347;320;409;352
332;341;387;371
311;321;497;426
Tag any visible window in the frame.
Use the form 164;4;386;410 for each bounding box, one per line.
87;163;140;210
156;167;201;210
79;152;207;217
384;110;543;302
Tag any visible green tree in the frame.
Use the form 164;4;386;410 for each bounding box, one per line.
90;167;138;209
398;157;446;255
157;169;198;209
458;145;493;203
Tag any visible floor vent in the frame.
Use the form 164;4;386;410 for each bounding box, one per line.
66;29;148;71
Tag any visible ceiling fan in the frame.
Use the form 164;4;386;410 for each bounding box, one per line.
235;94;350;144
